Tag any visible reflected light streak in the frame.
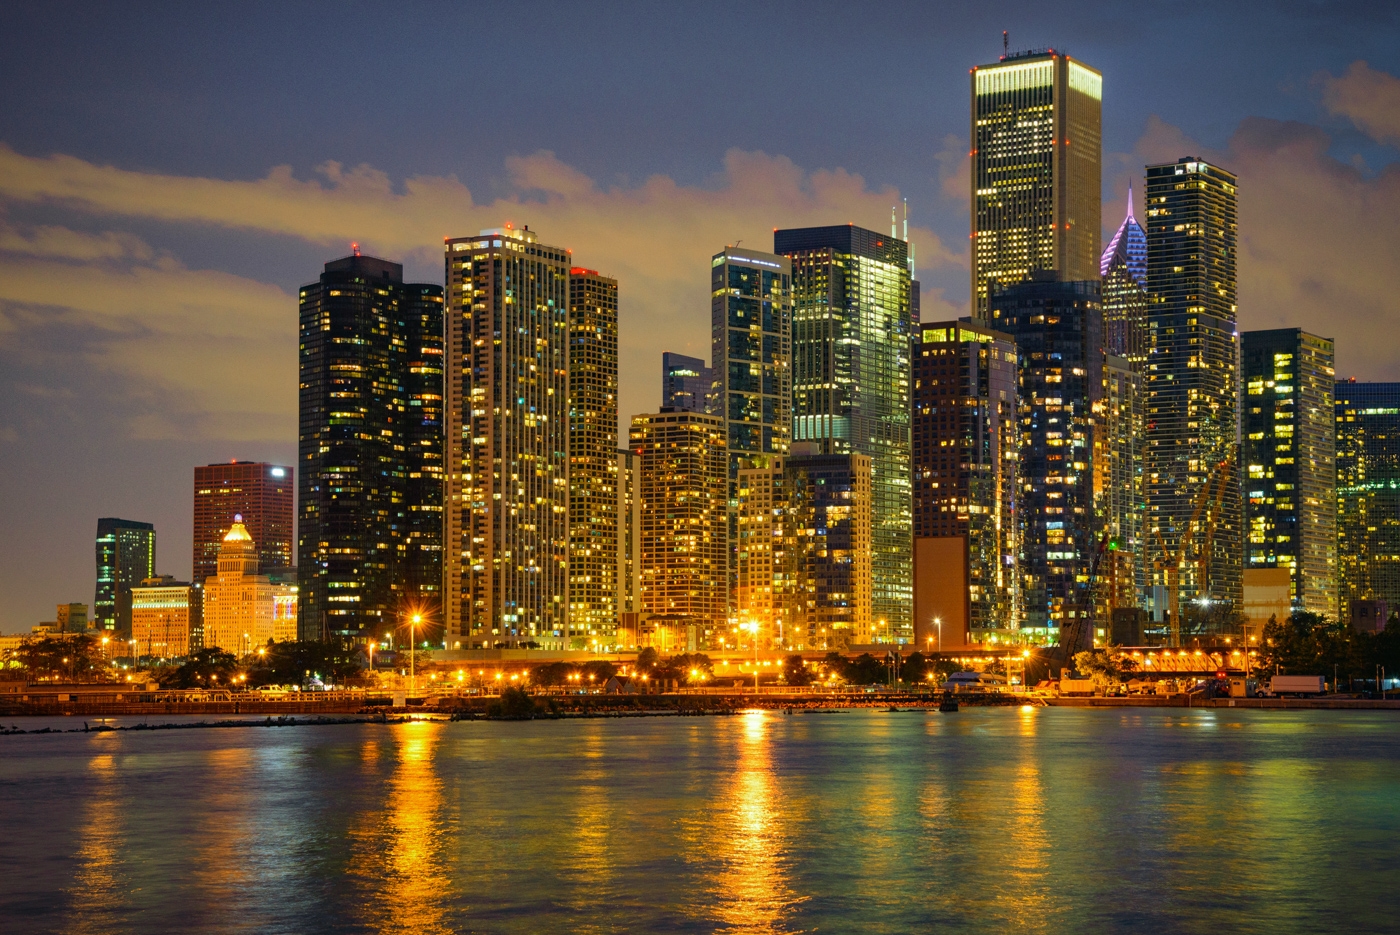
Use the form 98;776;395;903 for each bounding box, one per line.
67;753;125;935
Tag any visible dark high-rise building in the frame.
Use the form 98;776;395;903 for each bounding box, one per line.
912;321;1019;633
990;274;1103;645
94;518;155;635
568;267;620;646
711;247;792;463
193;461;294;585
444;227;569;649
970;50;1102;319
1336;381;1400;616
1144;158;1242;616
661;352;714;413
1101;189;1150;365
776;224;913;638
298;252;444;643
1242;330;1336;619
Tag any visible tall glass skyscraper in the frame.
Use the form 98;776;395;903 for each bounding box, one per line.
711;247;792;463
775;224;913;639
1336;381;1400;616
444;226;570;649
94;517;155;635
970;50;1102;319
1144;158;1242;612
298;253;443;643
1242;329;1336;619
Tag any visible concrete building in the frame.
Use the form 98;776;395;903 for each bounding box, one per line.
204;518;298;655
130;577;193;659
615;448;643;624
970;49;1102;319
661;351;714;414
94;518;155;636
56;603;89;634
1336;381;1400;618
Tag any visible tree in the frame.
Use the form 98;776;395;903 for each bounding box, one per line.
487;685;538;719
531;662;573;687
782;654;813;686
15;635;101;680
159;648;239;689
844;653;885;685
1073;648;1123;691
635;646;659;671
248;638;363;687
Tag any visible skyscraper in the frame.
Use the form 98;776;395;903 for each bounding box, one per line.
444;226;570;649
204;518;298;654
970;49;1102;319
1101;354;1144;614
784;452;873;648
94;517;155;635
568;267;620;646
711;247;792;463
615;448;643;621
990;274;1103;645
662;352;715;413
1144;158;1242;617
776;224;913;638
298;253;444;643
632;408;728;630
912;321;1019;634
1101;189;1150;364
193;461;294;586
1336;381;1400;617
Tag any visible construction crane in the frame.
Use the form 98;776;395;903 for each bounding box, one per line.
1152;457;1234;647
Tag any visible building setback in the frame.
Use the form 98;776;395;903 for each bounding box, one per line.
94;518;155;636
912;321;1019;637
1144;158;1242;615
568;267;620;646
1241;330;1336;619
990;274;1103;646
662;351;715;413
193;462;294;585
298;253;443;643
776;224;913;639
444;227;570;649
970;50;1102;319
631;408;728;631
1336;382;1400;619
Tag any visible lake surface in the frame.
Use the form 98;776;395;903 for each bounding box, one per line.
1;707;1397;934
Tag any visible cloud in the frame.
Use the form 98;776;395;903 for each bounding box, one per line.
1321;60;1400;146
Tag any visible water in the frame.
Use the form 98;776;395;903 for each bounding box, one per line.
1;707;1397;934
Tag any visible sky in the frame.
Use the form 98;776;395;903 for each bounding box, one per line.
2;0;1399;633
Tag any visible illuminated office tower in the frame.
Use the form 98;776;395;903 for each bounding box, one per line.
1336;381;1400;617
785;452;873;648
970;49;1102;319
662;351;715;413
615;448;642;619
130;577;193;659
298;253;444;643
1101;188;1150;364
94;517;155;635
204;518;299;654
711;247;792;463
631;409;728;630
735;456;790;642
776;224;913;638
990;275;1103;645
912;321;1019;638
444;226;570;649
1241;330;1336;618
1101;354;1144;613
193;461;294;586
568;267;620;646
1144;158;1241;613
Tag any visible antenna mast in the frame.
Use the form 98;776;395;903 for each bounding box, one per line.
1003;30;1009;58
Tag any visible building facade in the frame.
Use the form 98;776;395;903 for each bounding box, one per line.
130;577;193;659
568;267;620;646
711;247;792;464
1144;158;1242;615
662;351;715;413
631;409;728;630
1336;381;1400;617
94;517;155;635
445;227;570;649
776;224;913;638
615;448;643;622
298;253;443;643
970;50;1102;319
1101;354;1144;614
1241;330;1336;619
990;275;1103;646
204;519;298;655
193;462;294;585
912;321;1019;633
785;452;873;648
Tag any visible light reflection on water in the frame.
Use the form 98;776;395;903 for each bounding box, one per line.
3;709;1399;934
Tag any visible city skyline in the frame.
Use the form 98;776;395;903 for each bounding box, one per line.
3;7;1400;632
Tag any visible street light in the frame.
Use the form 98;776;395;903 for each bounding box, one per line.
935;616;942;654
742;620;759;691
368;640;376;671
409;613;422;697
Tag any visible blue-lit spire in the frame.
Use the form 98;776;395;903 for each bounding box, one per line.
1101;184;1147;285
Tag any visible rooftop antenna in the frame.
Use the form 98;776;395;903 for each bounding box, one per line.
891;206;897;239
351;241;360;257
1003;30;1009;58
902;198;908;242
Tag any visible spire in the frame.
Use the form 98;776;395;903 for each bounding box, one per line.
1100;184;1148;285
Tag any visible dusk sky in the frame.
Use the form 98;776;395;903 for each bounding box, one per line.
2;1;1398;632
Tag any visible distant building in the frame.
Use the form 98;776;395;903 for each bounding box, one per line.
204;517;298;654
130;577;193;659
1144;157;1242;614
444;226;569;649
661;352;714;413
632;409;728;631
1101;354;1145;617
568;267;620;647
1336;381;1400;615
94;518;155;635
56;603;89;634
193;462;294;587
711;247;792;464
990;274;1103;646
1242;329;1336;618
298;252;443;643
776;224;913;638
970;50;1102;319
912;320;1019;636
615;448;643;622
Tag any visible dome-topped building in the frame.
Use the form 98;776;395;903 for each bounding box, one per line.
204;513;297;653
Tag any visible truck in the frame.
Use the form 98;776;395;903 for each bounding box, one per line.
1268;674;1325;696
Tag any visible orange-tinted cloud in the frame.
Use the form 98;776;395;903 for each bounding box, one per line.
1321;60;1400;147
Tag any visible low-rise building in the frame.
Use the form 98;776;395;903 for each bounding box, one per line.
130;576;194;659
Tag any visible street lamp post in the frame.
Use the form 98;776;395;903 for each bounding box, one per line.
368;641;376;672
409;613;422;697
935;616;942;654
742;620;759;692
